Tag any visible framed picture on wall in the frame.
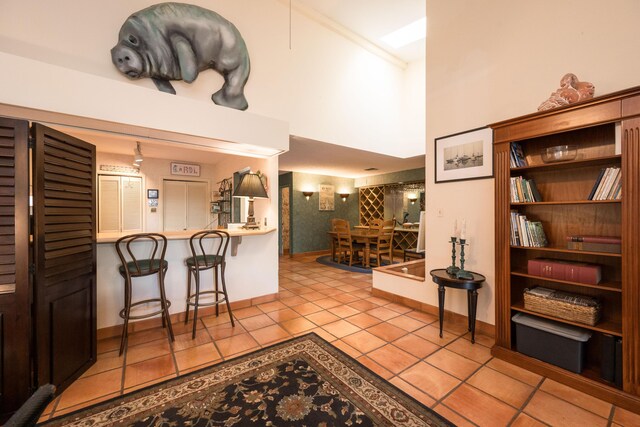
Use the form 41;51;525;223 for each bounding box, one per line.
147;189;159;199
435;126;493;183
319;184;335;211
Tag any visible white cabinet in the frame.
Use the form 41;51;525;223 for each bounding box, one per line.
98;175;142;233
163;180;208;231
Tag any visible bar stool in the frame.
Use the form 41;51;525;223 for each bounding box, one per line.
185;230;234;338
115;233;175;355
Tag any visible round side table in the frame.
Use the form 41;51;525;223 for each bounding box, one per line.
429;268;485;343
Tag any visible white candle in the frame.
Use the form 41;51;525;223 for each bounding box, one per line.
460;219;467;240
453;219;458;238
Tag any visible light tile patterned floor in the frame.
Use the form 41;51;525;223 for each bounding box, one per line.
40;255;640;426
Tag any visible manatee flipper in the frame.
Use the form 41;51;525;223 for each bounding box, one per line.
212;57;250;110
152;78;177;94
171;35;199;83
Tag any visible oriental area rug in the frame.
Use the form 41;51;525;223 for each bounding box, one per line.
43;333;454;427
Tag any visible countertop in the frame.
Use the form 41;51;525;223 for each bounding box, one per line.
97;227;277;243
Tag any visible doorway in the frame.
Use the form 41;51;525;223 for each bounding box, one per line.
280;186;290;255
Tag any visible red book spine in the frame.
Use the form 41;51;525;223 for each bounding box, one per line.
565;264;601;285
546;261;566;280
527;258;602;284
527;259;544;276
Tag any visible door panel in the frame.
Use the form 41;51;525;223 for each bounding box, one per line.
32;123;96;392
187;181;208;229
0;117;30;414
164;180;187;231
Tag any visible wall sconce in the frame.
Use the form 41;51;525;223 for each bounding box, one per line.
339;193;350;202
408;193;418;204
302;191;314;200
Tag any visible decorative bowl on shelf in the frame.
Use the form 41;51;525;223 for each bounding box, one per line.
541;145;578;163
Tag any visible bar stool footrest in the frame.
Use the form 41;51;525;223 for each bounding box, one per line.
186;290;228;307
119;298;171;320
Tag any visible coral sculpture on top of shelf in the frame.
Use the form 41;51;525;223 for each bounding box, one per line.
537;73;595;111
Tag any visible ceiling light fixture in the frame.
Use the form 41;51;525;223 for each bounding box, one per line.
133;142;144;166
381;17;427;49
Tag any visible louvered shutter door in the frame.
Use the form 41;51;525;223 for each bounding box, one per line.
0;117;30;414
32;123;96;392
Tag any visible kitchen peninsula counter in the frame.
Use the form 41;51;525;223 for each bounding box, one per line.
96;227;278;330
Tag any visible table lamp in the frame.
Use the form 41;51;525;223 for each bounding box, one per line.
233;173;268;229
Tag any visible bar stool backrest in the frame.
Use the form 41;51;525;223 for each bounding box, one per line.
188;230;230;272
115;233;168;277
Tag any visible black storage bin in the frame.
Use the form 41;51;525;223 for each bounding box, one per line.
512;313;591;373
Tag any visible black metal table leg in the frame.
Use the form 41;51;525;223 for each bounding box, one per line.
438;284;445;338
469;289;479;343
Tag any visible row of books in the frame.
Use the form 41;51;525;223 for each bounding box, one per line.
566;235;621;254
510;142;527;168
510;176;542;203
510;211;548;247
588;167;621;200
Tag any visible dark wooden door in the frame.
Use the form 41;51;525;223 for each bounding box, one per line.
0;118;30;414
32;123;96;392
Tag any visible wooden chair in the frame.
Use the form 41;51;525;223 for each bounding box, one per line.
368;225;395;267
369;218;384;232
333;219;364;266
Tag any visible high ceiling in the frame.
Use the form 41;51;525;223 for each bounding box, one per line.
296;0;426;63
280;0;426;177
56;2;427;178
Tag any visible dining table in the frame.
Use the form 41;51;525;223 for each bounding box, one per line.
327;228;380;268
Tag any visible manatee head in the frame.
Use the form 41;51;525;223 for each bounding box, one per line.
111;18;149;79
111;13;179;80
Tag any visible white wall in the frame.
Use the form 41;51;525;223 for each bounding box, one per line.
423;0;640;325
0;0;420;157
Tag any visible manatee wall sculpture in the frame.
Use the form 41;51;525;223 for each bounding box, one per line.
111;2;250;111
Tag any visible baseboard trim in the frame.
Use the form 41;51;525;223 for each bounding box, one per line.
372;288;495;337
289;250;330;259
97;293;278;340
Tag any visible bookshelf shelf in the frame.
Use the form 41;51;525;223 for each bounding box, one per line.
492;86;640;412
511;301;622;336
510;270;622;293
511;200;621;206
510;155;621;174
510;245;622;257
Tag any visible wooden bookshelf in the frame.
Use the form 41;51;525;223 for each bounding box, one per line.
491;86;640;412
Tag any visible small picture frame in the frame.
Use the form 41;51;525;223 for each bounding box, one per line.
435;126;494;183
147;189;159;199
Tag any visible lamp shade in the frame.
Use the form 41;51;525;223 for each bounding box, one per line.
233;173;268;198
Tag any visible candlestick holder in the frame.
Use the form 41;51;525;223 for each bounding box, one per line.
456;239;473;279
446;236;460;275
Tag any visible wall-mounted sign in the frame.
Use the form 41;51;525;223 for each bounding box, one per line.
171;162;201;177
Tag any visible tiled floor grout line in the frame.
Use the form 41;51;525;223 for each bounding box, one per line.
47;258;633;425
607;405;616;427
506;375;547;426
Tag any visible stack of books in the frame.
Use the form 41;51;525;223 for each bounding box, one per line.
510;142;527;168
510;211;548;247
566;235;621;253
510;176;542;202
588;167;622;200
